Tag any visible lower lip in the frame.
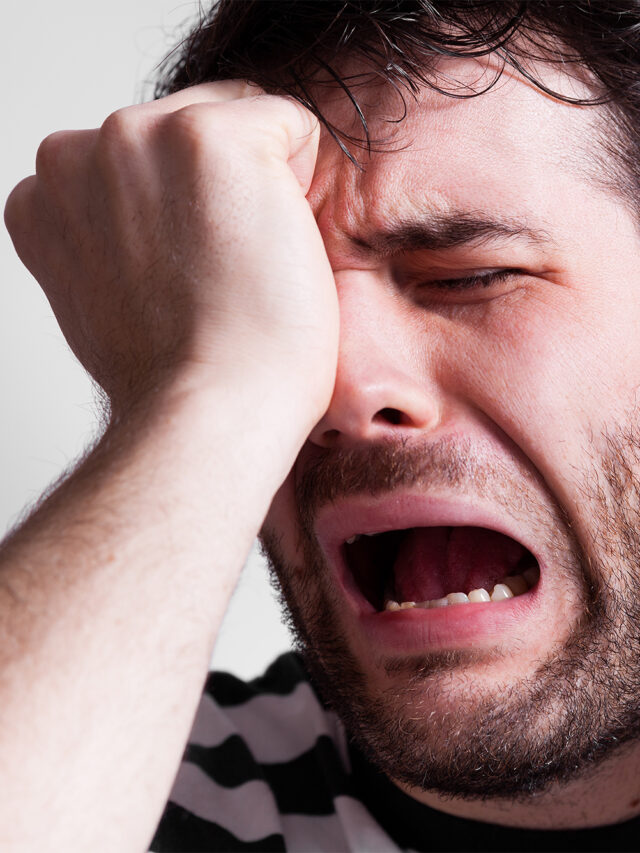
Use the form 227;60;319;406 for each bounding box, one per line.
357;589;540;651
328;537;543;650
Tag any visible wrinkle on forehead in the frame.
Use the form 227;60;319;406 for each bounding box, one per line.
308;54;630;246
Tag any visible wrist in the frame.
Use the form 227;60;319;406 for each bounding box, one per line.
103;361;320;504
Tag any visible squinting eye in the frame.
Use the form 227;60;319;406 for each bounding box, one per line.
425;268;521;292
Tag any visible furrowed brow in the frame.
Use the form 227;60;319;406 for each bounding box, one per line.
353;211;556;256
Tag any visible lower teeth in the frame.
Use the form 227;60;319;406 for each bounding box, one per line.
384;566;539;612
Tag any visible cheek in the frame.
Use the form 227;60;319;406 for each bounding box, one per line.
450;288;640;502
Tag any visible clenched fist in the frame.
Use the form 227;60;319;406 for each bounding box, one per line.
5;82;339;427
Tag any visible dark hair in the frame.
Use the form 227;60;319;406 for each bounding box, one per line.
155;1;640;202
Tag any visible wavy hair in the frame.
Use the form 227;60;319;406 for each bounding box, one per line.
155;1;640;201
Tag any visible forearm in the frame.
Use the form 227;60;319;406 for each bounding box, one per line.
2;81;338;851
0;376;299;852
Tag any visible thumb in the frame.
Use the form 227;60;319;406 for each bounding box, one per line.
283;100;321;195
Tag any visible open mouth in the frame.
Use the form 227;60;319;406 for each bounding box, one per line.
342;525;540;613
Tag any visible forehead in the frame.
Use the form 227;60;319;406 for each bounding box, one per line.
309;57;604;250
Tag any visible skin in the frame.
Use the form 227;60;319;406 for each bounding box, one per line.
264;59;640;827
3;52;640;848
2;82;338;852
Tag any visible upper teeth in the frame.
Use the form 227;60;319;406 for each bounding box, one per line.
345;533;377;544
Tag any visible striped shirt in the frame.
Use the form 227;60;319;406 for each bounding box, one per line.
151;652;640;852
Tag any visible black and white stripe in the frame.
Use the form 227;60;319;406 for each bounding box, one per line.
151;653;640;852
150;653;399;852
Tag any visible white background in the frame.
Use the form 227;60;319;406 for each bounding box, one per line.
1;0;293;679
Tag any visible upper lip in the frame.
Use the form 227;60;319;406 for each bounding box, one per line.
314;491;542;574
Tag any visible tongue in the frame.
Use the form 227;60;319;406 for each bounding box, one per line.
392;526;525;603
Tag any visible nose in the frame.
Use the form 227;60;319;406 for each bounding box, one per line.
308;273;442;449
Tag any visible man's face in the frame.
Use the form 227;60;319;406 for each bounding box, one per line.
262;57;640;811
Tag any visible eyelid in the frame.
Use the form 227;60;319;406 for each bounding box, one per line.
419;268;522;292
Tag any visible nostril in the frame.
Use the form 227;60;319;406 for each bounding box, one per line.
320;428;340;446
374;408;407;426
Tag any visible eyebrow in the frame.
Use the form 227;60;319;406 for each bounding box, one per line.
352;211;556;256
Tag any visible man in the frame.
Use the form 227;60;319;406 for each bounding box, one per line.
4;0;640;849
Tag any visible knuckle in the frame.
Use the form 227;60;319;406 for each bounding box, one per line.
165;99;273;161
4;176;40;269
162;103;230;165
96;106;142;165
169;102;216;141
35;130;72;179
4;176;32;232
100;106;136;141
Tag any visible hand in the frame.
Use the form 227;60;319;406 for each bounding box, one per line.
4;82;339;429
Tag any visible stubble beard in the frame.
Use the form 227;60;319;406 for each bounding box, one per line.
260;428;640;800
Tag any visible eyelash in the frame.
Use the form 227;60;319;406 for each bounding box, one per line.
426;268;519;292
